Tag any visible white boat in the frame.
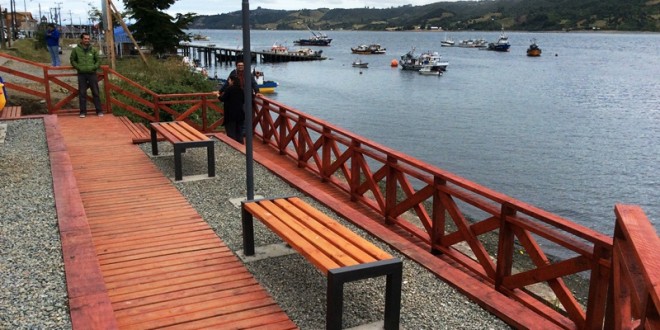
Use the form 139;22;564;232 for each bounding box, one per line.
457;38;488;48
441;34;455;47
418;64;442;75
352;59;369;68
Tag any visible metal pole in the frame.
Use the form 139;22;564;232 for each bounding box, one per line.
241;0;254;201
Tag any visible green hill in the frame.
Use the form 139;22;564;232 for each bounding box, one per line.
190;0;660;32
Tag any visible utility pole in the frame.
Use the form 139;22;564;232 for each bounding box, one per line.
55;2;62;27
103;0;115;68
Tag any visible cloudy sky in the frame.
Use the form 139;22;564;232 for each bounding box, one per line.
8;0;454;26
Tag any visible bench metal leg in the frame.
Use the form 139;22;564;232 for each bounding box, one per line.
241;205;255;256
327;259;403;330
173;145;184;181
150;126;159;156
206;141;215;178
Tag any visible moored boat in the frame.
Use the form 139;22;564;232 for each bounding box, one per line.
399;48;449;72
352;59;369;68
293;28;332;46
527;39;542;57
211;70;279;94
487;30;511;52
351;44;387;54
441;34;455;47
418;64;443;76
457;38;488;48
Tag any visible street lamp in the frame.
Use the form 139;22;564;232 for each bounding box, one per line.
241;0;254;200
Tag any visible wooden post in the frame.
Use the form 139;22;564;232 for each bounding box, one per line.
109;0;148;66
104;0;115;69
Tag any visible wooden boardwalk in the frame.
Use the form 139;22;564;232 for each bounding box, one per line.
49;114;297;329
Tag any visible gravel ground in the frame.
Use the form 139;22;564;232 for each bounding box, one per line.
0;119;511;329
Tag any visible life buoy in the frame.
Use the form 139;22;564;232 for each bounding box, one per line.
0;82;6;111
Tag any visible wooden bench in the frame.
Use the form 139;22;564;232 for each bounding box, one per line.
150;121;215;181
241;196;402;330
0;106;21;119
117;116;164;144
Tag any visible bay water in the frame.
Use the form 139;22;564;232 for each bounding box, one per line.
189;29;660;236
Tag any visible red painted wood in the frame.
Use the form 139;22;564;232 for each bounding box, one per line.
48;114;295;329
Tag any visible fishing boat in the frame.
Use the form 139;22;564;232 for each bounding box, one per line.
351;44;387;54
440;34;455;47
192;33;210;41
418;64;443;76
211;70;279;94
487;30;511;52
399;48;449;72
293;28;332;46
526;39;542;57
457;38;488;48
352;59;369;68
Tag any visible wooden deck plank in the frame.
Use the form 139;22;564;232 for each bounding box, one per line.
52;114;295;329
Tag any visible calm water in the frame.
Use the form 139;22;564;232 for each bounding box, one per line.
189;29;660;235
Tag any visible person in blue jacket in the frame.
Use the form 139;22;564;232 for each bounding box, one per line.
45;24;61;67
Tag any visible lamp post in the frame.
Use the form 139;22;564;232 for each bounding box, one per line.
241;0;254;200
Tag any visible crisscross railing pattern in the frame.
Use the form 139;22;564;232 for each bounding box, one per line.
252;97;619;328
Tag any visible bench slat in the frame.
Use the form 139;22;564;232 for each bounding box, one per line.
287;197;394;261
163;122;209;143
272;199;382;264
259;199;364;269
243;202;341;274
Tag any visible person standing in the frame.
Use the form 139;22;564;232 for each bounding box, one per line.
70;33;103;118
219;60;259;95
216;75;245;143
45;24;61;67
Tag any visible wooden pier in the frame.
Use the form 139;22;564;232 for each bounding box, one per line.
178;44;326;67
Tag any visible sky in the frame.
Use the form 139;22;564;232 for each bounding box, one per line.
3;0;455;26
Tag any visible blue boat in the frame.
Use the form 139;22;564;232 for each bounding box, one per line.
487;31;511;52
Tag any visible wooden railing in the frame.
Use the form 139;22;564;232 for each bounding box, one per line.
0;53;222;131
3;52;658;329
250;97;659;329
606;205;660;329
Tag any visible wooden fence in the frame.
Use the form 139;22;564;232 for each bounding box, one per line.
1;52;658;329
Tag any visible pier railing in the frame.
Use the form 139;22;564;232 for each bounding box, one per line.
250;96;658;329
606;205;660;329
3;52;659;329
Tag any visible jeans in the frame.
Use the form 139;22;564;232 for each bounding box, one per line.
47;45;60;67
77;73;103;115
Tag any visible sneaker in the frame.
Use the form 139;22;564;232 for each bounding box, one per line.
97;112;104;117
79;113;86;118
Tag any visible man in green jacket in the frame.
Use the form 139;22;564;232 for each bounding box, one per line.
70;32;103;118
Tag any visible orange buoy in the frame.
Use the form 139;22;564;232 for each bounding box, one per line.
390;59;398;67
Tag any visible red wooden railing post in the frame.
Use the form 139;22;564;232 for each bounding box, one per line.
350;140;361;202
431;177;446;254
278;108;287;155
495;204;516;290
101;65;111;114
385;155;397;224
297;117;307;168
43;66;54;114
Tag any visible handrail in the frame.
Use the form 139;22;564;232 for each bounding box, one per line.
606;205;660;329
250;96;622;329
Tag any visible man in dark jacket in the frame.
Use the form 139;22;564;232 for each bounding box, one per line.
219;60;259;95
70;33;103;118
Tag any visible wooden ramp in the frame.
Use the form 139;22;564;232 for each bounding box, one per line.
50;114;297;329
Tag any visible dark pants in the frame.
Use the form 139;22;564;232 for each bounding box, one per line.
225;119;244;144
77;73;103;115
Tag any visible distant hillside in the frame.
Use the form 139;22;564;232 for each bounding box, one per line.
189;0;660;32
